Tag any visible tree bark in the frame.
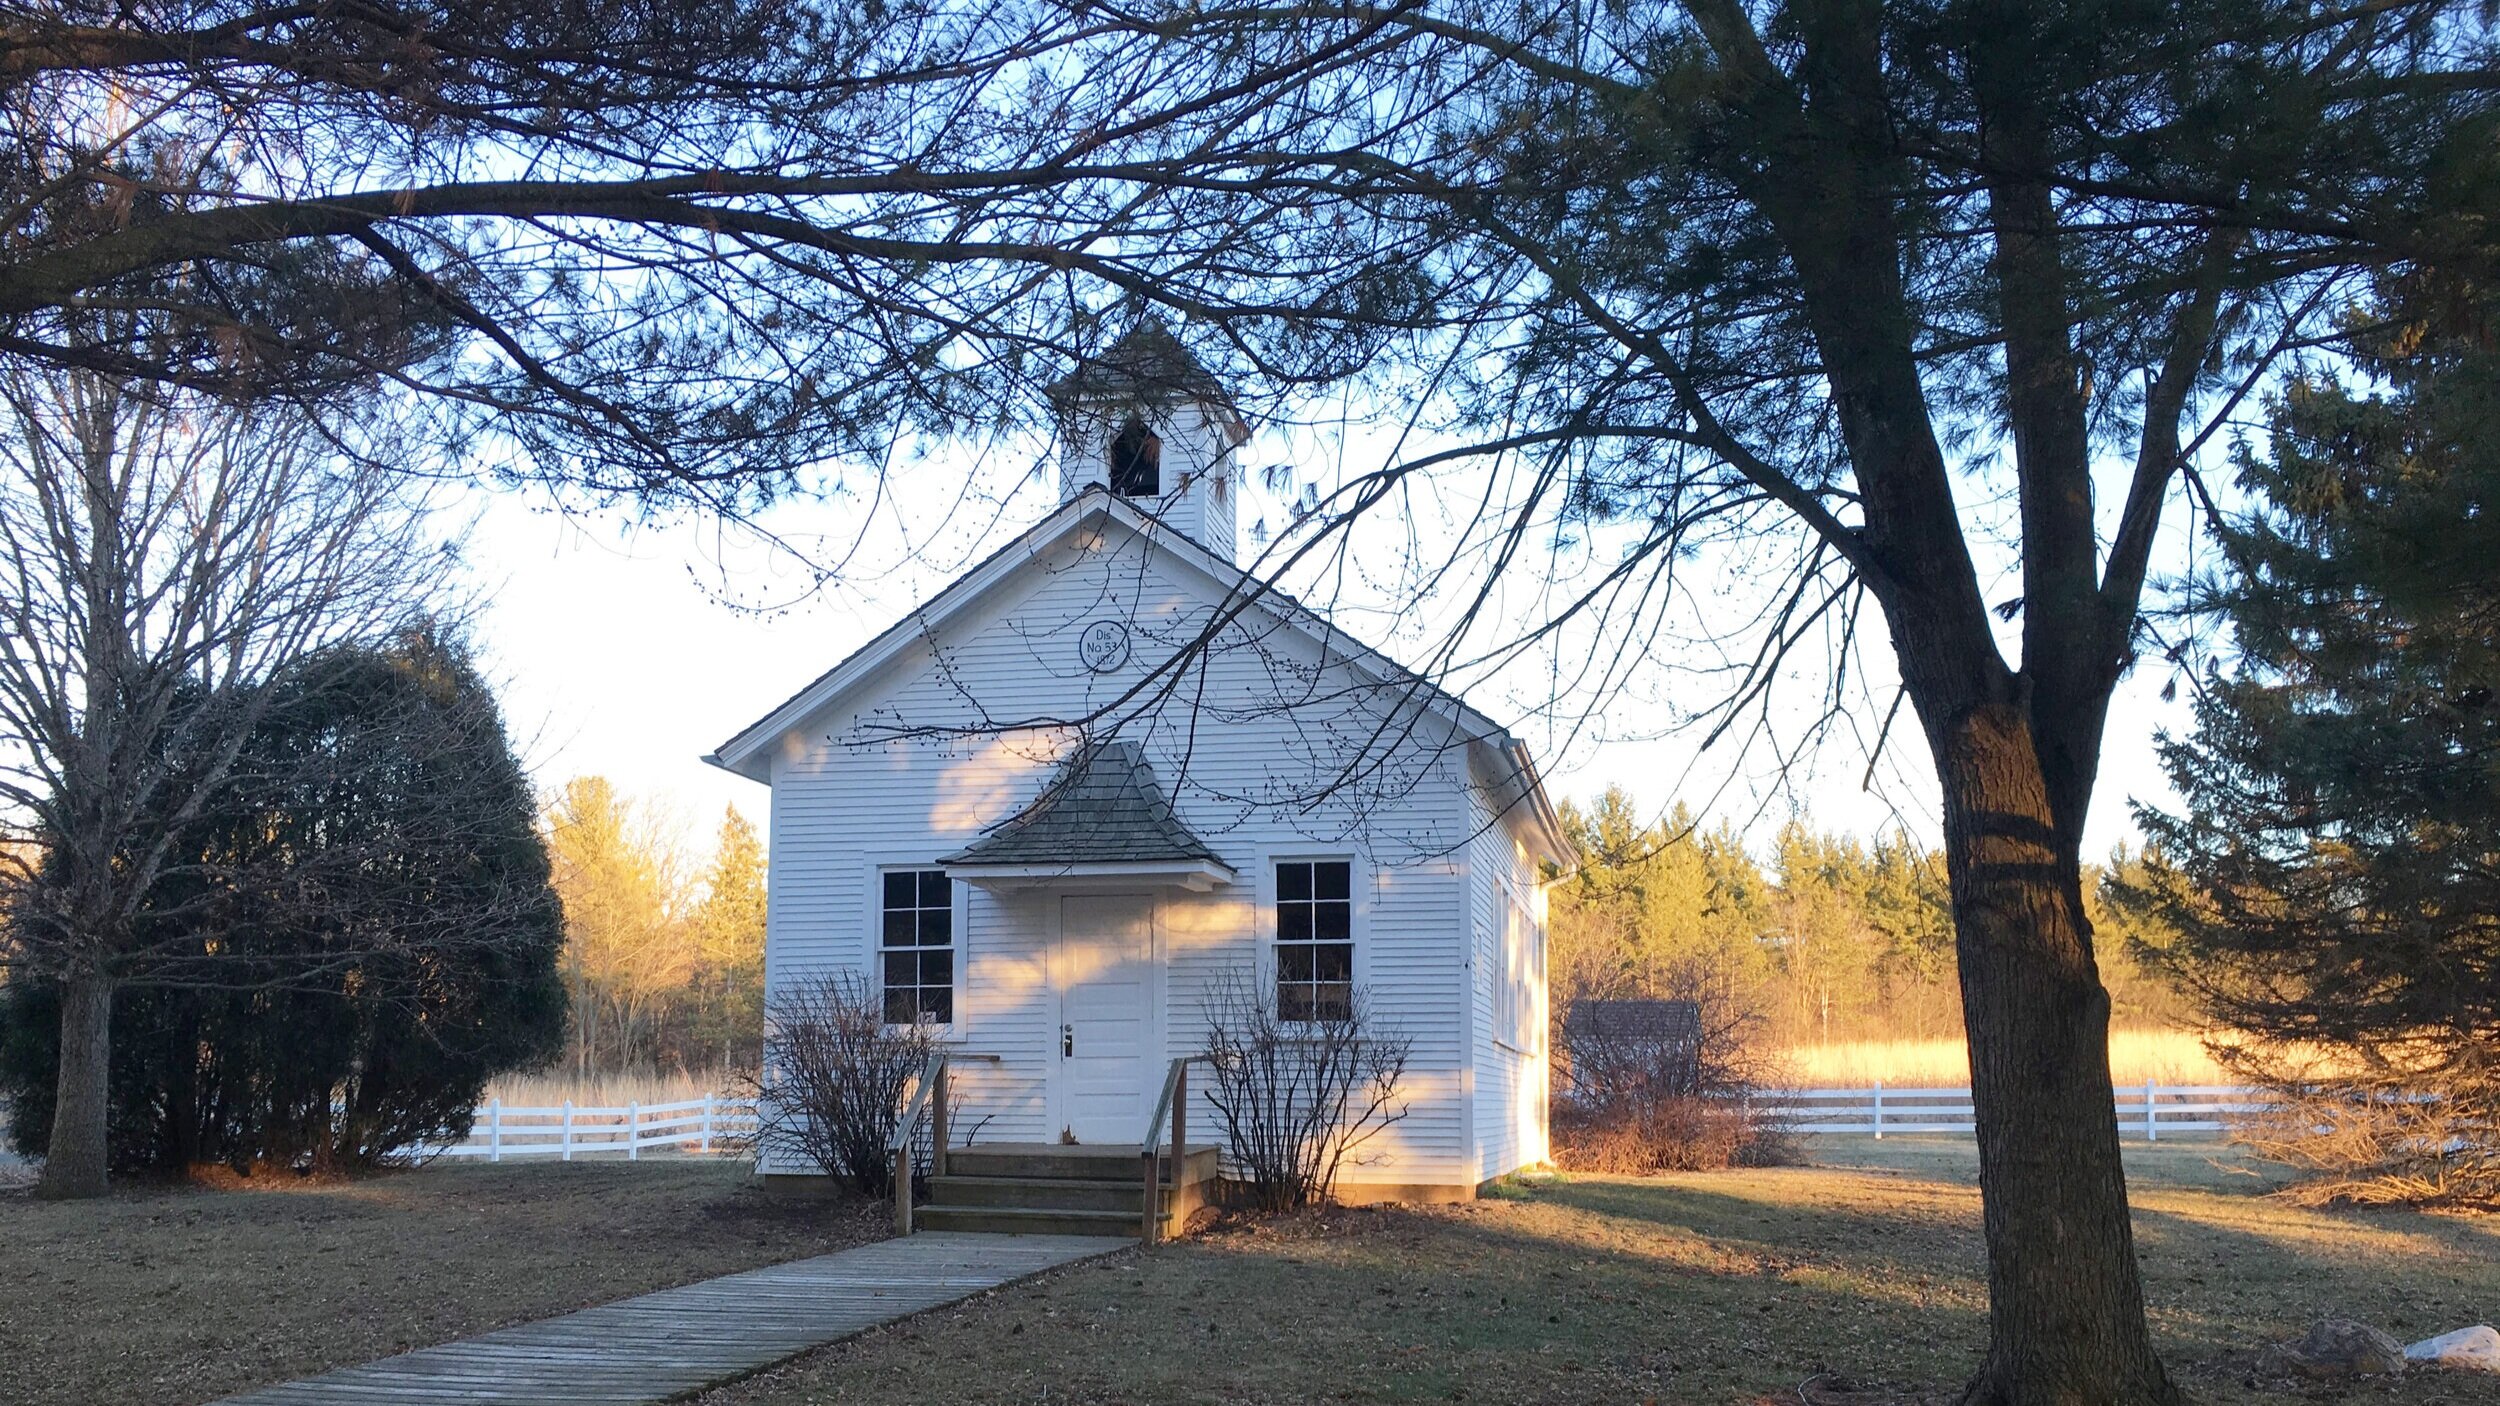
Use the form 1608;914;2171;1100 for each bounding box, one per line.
35;974;113;1200
1935;701;2182;1406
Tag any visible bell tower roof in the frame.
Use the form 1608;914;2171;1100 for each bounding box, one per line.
1045;320;1232;410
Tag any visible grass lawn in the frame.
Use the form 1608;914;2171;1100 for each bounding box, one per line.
0;1159;880;1406
699;1138;2499;1406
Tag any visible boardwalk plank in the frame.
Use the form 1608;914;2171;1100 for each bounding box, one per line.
212;1233;1123;1406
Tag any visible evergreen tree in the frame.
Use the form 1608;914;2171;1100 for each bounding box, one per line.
2138;288;2500;1197
0;630;565;1171
690;807;768;1068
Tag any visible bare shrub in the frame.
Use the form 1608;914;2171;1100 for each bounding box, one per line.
1199;971;1411;1211
1552;955;1795;1172
736;972;936;1196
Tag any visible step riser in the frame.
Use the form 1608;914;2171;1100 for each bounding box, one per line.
916;1207;1161;1238
931;1179;1164;1213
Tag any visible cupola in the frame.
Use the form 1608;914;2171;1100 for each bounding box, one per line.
1047;321;1249;562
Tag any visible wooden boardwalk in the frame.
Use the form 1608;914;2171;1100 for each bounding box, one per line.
215;1232;1126;1405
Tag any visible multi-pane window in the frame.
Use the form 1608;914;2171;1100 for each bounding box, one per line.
881;870;954;1024
1275;859;1353;1021
1109;415;1161;497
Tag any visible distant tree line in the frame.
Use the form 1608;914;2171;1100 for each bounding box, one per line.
1553;787;2193;1049
543;778;766;1077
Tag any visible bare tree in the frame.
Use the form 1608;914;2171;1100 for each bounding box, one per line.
0;362;453;1198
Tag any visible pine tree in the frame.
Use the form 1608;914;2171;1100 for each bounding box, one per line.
691;807;768;1068
2137;287;2500;1200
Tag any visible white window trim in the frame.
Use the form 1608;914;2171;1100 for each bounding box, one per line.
1492;874;1544;1057
867;858;967;1036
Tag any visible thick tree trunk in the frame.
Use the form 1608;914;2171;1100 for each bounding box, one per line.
1935;702;2181;1406
35;974;113;1200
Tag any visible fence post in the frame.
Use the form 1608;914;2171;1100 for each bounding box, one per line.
562;1100;575;1162
2145;1079;2159;1143
700;1093;715;1154
628;1102;641;1161
1872;1080;1884;1140
488;1099;503;1163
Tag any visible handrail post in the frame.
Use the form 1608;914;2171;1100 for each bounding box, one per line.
931;1053;949;1180
1142;1144;1161;1245
895;1143;913;1235
1174;1062;1187;1176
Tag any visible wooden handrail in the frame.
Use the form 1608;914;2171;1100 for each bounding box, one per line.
888;1050;1003;1235
889;1050;946;1236
1140;1055;1208;1244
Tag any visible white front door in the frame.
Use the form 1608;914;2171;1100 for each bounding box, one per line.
1054;894;1156;1144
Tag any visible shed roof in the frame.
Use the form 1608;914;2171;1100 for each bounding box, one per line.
1563;999;1703;1045
939;738;1223;868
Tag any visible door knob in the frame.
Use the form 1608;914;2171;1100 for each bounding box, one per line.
1061;1023;1073;1057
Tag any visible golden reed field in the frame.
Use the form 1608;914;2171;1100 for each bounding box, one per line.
1776;1028;2242;1088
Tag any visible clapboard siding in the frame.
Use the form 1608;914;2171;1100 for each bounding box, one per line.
757;515;1503;1188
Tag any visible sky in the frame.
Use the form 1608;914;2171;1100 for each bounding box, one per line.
467;423;2201;866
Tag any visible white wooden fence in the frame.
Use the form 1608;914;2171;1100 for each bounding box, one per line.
418;1096;758;1162
1757;1083;2275;1140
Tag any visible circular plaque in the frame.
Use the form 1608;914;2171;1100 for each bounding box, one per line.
1078;619;1132;673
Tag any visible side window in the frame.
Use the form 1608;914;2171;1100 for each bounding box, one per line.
1497;884;1543;1053
880;869;954;1024
1275;859;1353;1021
1109;415;1161;497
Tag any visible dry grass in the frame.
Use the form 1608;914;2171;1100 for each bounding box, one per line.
1780;1029;2240;1088
483;1068;740;1108
699;1140;2500;1406
0;1160;879;1406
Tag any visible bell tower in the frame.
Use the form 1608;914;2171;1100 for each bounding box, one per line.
1047;322;1248;563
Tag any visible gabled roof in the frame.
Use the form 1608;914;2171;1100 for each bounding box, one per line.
939;739;1224;869
703;487;1574;871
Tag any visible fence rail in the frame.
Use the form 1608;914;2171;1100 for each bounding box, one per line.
416;1096;758;1162
1756;1082;2276;1139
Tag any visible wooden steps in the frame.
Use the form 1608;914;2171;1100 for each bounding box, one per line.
919;1143;1220;1238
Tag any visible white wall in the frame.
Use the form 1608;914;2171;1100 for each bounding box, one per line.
1467;754;1554;1183
761;515;1486;1186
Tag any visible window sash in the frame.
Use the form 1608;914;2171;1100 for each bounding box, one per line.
880;868;955;1024
1276;859;1353;1023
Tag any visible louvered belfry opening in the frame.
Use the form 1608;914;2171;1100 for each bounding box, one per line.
1108;414;1161;497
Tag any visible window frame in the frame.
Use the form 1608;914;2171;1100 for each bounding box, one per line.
1492;876;1545;1056
870;862;963;1031
1269;855;1359;1024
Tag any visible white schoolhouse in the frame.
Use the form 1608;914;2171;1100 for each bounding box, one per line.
708;326;1566;1211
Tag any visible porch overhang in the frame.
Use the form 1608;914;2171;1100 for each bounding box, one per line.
942;857;1236;893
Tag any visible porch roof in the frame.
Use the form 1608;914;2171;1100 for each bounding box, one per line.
939;739;1234;888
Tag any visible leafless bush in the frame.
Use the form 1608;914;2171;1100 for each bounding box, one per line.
1552;955;1795;1172
1199;971;1411;1211
735;972;936;1196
